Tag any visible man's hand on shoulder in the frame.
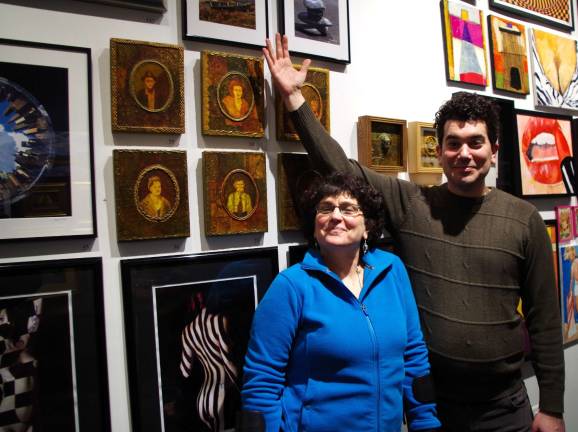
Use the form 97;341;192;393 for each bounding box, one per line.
532;411;565;432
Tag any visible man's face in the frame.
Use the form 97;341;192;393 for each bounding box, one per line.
144;76;156;91
234;180;245;192
438;119;497;197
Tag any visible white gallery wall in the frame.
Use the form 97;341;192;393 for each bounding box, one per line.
0;0;576;430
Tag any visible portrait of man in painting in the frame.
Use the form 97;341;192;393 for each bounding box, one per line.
221;170;257;220
370;123;402;167
130;60;174;112
294;0;340;45
135;165;179;223
199;0;256;30
218;73;255;122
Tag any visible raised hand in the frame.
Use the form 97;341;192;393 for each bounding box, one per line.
263;33;311;111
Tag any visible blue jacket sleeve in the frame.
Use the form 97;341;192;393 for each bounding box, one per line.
241;273;303;432
393;258;441;431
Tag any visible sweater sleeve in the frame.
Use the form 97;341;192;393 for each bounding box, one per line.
241;273;303;432
289;103;420;232
521;211;565;414
392;257;441;431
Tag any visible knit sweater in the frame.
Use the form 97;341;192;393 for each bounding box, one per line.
290;103;565;414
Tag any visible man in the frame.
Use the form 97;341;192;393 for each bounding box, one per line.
263;33;565;432
227;178;253;218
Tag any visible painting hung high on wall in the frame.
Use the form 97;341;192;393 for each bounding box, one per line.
201;51;264;138
407;122;442;174
531;29;578;110
279;0;351;63
514;110;574;197
203;151;267;235
556;206;574;244
276;65;330;141
441;0;488;87
489;0;573;31
110;38;184;134
183;0;268;49
559;244;578;345
113;149;190;241
357;116;407;173
277;153;322;231
487;15;529;95
121;248;278;432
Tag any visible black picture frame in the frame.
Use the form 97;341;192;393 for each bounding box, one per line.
489;0;574;32
279;0;351;64
121;247;279;432
74;0;166;12
512;109;576;198
0;258;110;431
182;0;269;50
0;38;96;241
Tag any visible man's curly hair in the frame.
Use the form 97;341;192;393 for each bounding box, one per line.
299;172;385;249
434;92;500;145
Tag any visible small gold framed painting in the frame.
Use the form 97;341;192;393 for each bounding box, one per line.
203;151;268;235
276;65;330;141
357;116;407;173
110;38;185;134
408;121;442;174
113;149;190;241
201;50;265;138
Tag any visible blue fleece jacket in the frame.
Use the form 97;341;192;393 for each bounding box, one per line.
242;248;440;432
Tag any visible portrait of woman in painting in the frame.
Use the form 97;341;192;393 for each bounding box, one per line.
218;74;254;122
135;166;179;222
130;60;174;113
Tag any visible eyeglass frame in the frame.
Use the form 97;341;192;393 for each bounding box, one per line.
315;203;363;217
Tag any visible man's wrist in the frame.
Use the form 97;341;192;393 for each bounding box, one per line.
540;410;563;419
284;91;305;112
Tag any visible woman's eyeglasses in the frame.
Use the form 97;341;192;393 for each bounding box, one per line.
316;203;363;217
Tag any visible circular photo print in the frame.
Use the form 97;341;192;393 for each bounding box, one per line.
217;72;255;122
130;60;174;113
220;169;259;221
134;164;180;222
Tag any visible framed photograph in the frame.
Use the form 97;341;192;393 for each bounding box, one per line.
530;29;578;110
183;0;268;49
113;149;190;241
203;151;267;235
110;38;184;134
121;247;279;432
407;122;442;174
441;0;488;87
276;65;330;141
489;0;573;31
74;0;166;12
0;258;110;432
201;50;264;138
556;206;574;244
487;15;529;95
513;110;575;197
558;244;578;345
279;0;351;63
357;116;407;173
0;38;96;241
277;153;322;231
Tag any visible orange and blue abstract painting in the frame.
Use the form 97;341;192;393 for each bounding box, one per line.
442;0;487;86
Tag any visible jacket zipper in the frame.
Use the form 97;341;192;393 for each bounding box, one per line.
361;302;381;432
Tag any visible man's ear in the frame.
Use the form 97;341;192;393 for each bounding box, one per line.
436;144;442;163
491;142;500;165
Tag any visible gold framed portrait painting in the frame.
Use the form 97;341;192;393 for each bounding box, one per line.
277;153;321;231
201;51;264;138
111;38;185;134
113;150;190;241
408;121;442;174
357;116;407;173
276;65;330;141
203;151;267;235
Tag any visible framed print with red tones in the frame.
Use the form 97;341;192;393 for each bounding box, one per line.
513;110;575;197
487;15;529;95
441;0;488;87
489;0;573;31
556;206;574;244
201;50;264;138
183;0;268;49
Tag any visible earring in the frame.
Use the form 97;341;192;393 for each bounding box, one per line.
313;239;319;250
362;239;368;255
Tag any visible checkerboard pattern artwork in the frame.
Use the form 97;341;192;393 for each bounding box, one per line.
501;0;569;23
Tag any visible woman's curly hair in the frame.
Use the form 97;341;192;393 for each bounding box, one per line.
434;92;500;145
299;172;385;249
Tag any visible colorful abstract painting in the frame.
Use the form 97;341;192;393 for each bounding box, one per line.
531;29;578;109
515;110;574;197
488;15;529;94
442;0;488;86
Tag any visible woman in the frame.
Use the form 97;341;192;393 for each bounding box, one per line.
241;172;440;431
139;175;171;220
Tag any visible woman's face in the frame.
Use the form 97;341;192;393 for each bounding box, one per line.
149;180;162;196
314;193;367;252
